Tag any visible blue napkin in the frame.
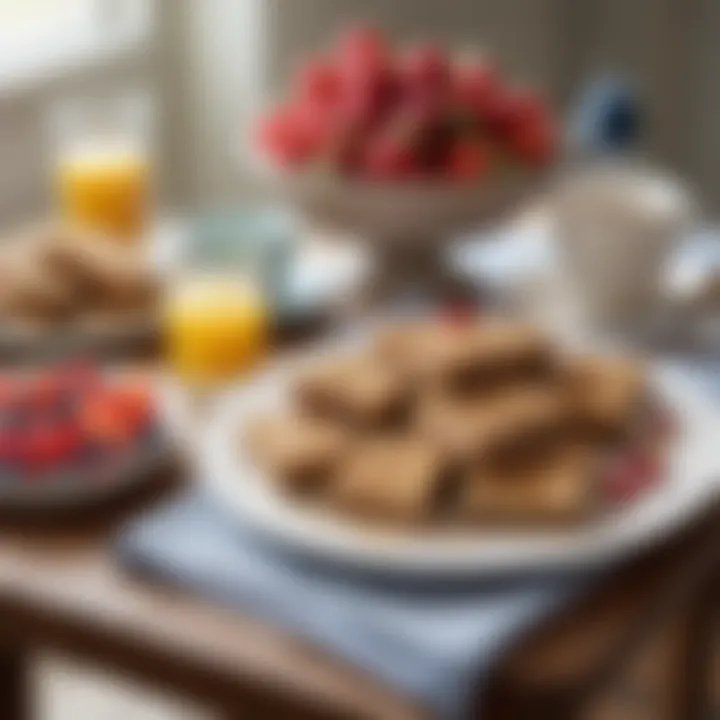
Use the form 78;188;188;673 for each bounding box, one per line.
117;230;720;718
117;494;591;718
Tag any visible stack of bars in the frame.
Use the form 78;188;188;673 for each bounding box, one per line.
245;318;658;528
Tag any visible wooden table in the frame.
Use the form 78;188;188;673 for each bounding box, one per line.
0;319;716;719
0;468;715;720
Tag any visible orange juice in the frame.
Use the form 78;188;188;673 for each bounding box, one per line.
57;144;149;241
165;276;269;386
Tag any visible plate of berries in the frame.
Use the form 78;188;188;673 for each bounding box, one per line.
0;362;171;510
254;26;555;298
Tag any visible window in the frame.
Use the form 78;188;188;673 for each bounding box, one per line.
0;0;150;90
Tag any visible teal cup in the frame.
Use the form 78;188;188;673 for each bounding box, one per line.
188;207;294;313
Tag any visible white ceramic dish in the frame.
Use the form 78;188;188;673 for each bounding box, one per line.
201;355;720;577
260;161;546;299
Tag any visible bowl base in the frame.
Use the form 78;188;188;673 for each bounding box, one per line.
356;241;479;307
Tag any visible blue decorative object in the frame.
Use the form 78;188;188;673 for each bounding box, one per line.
568;76;642;155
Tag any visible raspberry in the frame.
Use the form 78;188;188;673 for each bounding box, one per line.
338;25;390;74
447;140;489;181
295;57;341;108
401;43;450;93
509;116;555;165
363;131;416;179
257;104;326;166
453;60;498;118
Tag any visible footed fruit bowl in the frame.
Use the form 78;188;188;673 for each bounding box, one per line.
267;163;545;300
254;25;555;301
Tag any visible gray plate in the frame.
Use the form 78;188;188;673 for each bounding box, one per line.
0;424;173;512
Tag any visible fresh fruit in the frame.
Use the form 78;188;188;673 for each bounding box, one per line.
295;56;341;108
401;43;450;96
257;106;321;167
440;300;476;325
453;59;498;115
0;363;157;483
338;24;391;77
257;25;556;179
447;140;490;181
363;131;416;180
606;450;662;504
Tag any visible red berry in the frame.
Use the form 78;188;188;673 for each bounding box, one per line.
335;26;396;129
319;120;364;173
509;116;555;165
28;375;63;411
110;384;154;434
79;395;134;445
295;57;341;108
27;425;81;470
363;131;416;180
441;301;476;325
338;25;390;74
453;61;498;117
606;450;663;504
401;43;450;93
0;378;15;406
447;140;489;181
0;432;16;463
257;104;327;166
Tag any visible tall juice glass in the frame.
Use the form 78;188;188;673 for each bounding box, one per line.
50;93;152;243
164;274;269;389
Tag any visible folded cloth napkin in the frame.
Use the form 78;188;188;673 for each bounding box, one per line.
116;347;720;719
117;494;592;718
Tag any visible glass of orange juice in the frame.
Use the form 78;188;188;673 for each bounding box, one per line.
164;273;269;388
50;93;152;243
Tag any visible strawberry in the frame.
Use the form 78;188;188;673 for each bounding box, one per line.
25;424;82;472
453;60;499;121
27;374;63;411
59;360;101;390
109;384;154;435
295;56;341;108
0;378;15;406
401;43;450;95
447;140;490;181
337;24;391;76
509;116;556;165
440;301;476;325
257;104;326;166
606;450;663;505
336;26;397;129
79;395;134;445
0;431;16;464
363;132;416;180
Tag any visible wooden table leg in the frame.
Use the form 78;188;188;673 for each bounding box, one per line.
0;645;30;720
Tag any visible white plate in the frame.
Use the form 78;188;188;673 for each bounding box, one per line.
201;357;720;577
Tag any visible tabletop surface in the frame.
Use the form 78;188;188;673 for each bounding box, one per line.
0;223;716;717
0;464;715;719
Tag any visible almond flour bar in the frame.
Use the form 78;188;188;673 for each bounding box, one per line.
245;415;348;494
419;385;568;465
462;445;598;525
294;356;410;428
564;357;647;439
376;320;553;392
332;437;444;523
